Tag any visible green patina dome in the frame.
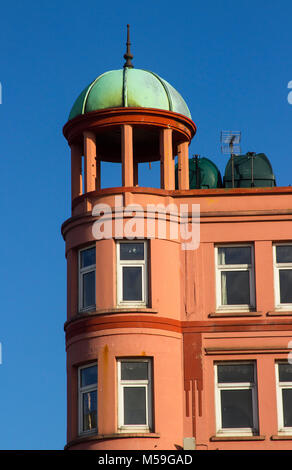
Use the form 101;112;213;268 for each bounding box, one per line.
68;68;191;121
224;153;276;188
175;157;222;189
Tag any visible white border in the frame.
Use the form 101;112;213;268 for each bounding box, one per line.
215;244;255;311
273;244;292;311
275;361;292;435
78;245;96;312
214;361;259;436
117;358;152;433
116;241;148;307
78;362;98;436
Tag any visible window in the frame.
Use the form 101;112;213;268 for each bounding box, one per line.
117;241;148;306
273;244;292;309
215;362;258;435
78;363;98;435
117;359;152;432
79;246;96;312
215;245;255;310
276;362;292;433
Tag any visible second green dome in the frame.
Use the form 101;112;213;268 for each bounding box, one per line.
68;68;191;121
175;157;222;189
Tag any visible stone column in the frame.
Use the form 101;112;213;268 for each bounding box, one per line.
70;143;83;201
96;157;101;191
121;124;134;187
83;131;97;193
160;128;175;190
134;161;138;186
177;141;189;190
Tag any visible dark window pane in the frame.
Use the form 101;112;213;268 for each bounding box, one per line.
282;389;292;427
81;365;97;387
279;364;292;382
82;271;95;308
279;270;292;303
221;389;254;428
120;243;144;261
81;247;96;268
276;246;292;263
221;271;250;305
218;247;251;265
83;390;97;431
218;364;254;383
121;362;148;380
123;267;142;301
124;387;146;425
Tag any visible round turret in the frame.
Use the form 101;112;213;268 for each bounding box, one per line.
63;25;196;195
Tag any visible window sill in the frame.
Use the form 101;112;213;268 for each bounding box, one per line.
267;310;292;316
78;306;96;314
209;311;262;318
210;435;265;442
116;304;149;310
270;434;292;440
115;432;159;437
65;432;160;449
81;307;158;316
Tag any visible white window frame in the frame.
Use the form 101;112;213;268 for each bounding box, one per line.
275;361;292;434
215;244;255;311
116;241;148;307
78;246;96;312
214;361;259;436
117;358;152;433
78;363;98;436
273;244;292;310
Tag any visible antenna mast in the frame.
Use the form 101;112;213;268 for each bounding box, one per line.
221;130;241;188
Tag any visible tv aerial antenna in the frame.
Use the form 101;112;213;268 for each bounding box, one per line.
220;130;241;188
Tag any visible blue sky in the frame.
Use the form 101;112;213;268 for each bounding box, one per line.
1;0;292;450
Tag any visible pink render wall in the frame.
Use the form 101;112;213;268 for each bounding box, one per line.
63;186;292;450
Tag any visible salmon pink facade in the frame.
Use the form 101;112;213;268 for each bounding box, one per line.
61;57;292;450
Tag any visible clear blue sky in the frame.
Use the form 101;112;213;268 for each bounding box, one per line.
1;0;292;450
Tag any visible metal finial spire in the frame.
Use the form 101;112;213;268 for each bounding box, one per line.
123;24;134;68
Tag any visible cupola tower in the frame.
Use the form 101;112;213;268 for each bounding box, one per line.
62;26;196;450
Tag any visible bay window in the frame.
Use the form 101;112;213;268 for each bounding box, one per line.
117;359;152;432
117;241;148;306
79;246;96;312
78;363;98;435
